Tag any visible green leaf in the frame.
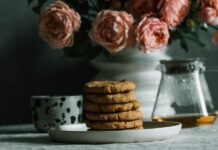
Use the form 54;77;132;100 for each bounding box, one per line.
173;29;189;52
89;0;99;9
185;35;205;47
63;30;103;58
38;0;47;7
189;31;198;39
200;26;208;32
180;39;189;52
63;40;90;58
31;0;47;14
28;0;35;5
211;26;218;30
32;6;41;14
63;41;102;59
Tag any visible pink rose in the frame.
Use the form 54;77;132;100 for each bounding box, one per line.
135;17;169;53
39;1;81;49
212;30;218;45
89;10;134;53
197;0;218;11
199;7;217;25
204;0;218;10
198;0;218;25
159;0;191;30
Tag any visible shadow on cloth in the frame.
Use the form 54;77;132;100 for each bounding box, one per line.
0;135;63;145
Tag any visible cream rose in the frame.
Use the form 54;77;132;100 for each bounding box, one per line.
39;1;81;49
89;10;134;53
135;17;169;53
159;0;191;30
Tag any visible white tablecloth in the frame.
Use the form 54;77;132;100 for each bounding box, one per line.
0;120;218;150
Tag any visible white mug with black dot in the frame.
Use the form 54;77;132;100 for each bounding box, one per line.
30;95;83;132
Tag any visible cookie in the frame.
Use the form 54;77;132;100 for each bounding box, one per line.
84;81;135;94
85;111;142;121
86;91;136;104
86;120;143;130
88;126;144;131
83;101;140;113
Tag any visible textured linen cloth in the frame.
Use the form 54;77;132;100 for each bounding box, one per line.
0;119;218;150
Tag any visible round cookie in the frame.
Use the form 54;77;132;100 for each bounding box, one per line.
86;91;136;104
85;111;142;121
88;126;144;131
86;120;143;130
84;81;135;94
83;101;140;113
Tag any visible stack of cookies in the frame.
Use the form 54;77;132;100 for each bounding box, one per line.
83;81;143;130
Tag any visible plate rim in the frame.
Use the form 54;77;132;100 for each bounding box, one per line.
49;121;181;133
48;121;182;143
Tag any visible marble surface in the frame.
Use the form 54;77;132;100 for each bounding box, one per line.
0;120;218;150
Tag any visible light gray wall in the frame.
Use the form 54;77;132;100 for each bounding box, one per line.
0;0;217;124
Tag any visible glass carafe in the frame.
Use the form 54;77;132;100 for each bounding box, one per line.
152;59;216;128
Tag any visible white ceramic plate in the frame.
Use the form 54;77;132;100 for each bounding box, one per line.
49;121;181;144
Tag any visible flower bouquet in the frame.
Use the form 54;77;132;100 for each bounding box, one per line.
28;0;218;58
